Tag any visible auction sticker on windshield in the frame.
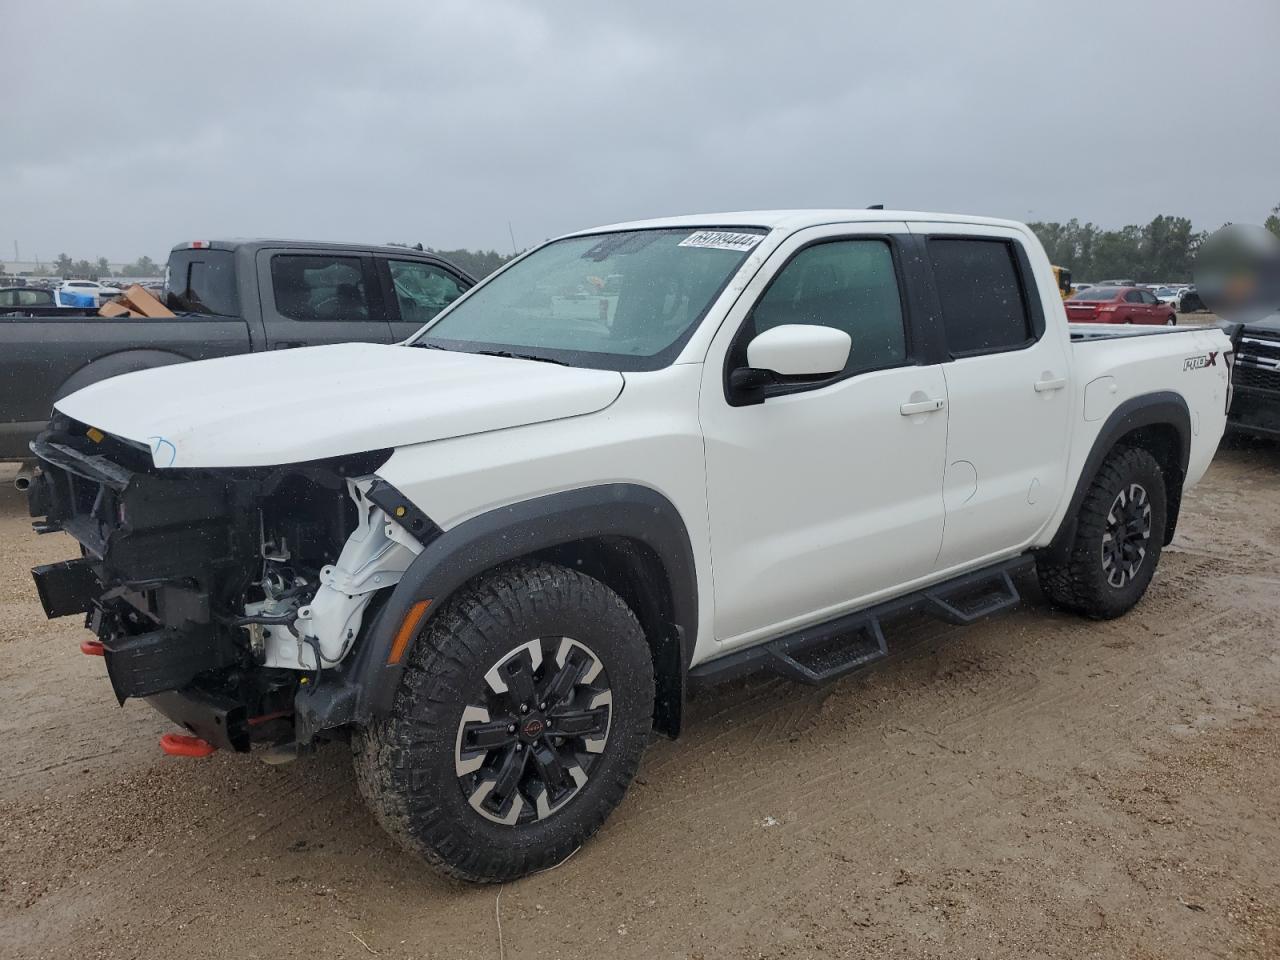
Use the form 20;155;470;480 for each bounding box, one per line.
678;230;765;252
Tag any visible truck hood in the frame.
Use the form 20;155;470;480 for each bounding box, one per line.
54;342;624;468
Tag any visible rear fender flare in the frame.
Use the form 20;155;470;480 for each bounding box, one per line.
1044;391;1191;559
56;349;189;401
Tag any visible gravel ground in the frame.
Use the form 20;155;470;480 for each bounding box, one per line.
1;439;1278;960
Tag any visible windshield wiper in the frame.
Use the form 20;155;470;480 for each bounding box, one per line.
473;349;569;366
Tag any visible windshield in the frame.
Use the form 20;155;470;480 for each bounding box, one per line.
1069;287;1122;301
412;227;766;369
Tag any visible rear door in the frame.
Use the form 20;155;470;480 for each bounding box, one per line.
1122;289;1146;322
255;249;394;349
912;225;1073;571
377;256;473;341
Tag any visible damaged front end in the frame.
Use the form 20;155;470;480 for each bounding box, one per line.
27;415;432;754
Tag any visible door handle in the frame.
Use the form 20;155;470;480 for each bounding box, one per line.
273;340;306;350
1034;377;1067;393
899;397;946;416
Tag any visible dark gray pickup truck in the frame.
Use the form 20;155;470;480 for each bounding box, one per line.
0;239;474;466
1228;312;1280;439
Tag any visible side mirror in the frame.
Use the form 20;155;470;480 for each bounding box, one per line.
746;324;851;377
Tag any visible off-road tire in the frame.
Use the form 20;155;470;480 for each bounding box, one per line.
1036;446;1167;620
352;560;654;882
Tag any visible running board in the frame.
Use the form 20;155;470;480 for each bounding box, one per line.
922;567;1021;625
690;556;1032;687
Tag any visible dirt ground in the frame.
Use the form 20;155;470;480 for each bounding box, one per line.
2;439;1279;960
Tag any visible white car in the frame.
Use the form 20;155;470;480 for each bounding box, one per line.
28;209;1236;882
57;279;123;306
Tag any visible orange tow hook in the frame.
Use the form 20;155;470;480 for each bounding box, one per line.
80;640;105;656
159;733;216;758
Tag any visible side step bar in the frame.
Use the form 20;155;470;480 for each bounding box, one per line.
690;556;1031;687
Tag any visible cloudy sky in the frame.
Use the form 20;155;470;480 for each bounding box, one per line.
3;0;1277;263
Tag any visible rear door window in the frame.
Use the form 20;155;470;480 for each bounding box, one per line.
928;239;1033;356
270;255;371;322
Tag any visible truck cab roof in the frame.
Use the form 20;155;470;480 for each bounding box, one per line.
169;239;454;259
577;208;1032;237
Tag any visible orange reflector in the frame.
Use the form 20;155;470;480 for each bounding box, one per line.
86;427;104;443
159;733;216;757
80;640;105;656
387;599;431;665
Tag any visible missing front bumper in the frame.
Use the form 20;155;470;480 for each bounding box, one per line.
147;687;251;752
31;558;100;619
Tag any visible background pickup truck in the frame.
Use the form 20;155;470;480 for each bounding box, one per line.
0;240;474;464
1227;310;1280;438
27;209;1235;884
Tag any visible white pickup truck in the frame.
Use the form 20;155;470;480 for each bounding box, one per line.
27;209;1236;882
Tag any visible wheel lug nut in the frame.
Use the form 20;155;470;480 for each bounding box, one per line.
538;702;546;710
507;724;516;734
520;704;529;714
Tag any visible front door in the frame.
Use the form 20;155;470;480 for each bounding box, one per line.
380;257;472;341
256;250;394;349
699;224;949;650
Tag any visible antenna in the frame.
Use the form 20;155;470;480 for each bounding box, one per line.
508;222;518;256
866;203;884;210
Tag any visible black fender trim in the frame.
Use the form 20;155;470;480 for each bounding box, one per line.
1043;391;1191;560
297;483;698;741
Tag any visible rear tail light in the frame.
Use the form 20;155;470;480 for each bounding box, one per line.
185;241;211;249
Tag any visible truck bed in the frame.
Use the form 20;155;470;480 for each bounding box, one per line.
1068;322;1217;342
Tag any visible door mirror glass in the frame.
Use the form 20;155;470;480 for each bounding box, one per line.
745;324;851;377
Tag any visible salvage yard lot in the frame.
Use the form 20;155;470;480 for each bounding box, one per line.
2;445;1278;960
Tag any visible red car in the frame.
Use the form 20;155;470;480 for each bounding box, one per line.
1065;285;1177;325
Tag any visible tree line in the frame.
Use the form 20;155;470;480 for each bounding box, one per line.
1030;203;1280;283
15;254;164;280
23;206;1280;285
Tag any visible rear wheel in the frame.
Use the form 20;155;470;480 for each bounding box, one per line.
353;560;654;882
1036;446;1167;619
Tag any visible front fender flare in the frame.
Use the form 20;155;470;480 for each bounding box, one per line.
298;483;698;740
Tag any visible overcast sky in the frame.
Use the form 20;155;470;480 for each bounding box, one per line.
3;0;1277;263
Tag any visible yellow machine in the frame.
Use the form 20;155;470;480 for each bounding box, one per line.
1051;265;1073;299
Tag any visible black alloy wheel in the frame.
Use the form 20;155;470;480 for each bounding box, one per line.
455;636;613;825
1101;482;1152;588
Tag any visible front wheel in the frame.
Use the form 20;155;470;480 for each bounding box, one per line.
1036;446;1167;619
1166;314;1176;326
353;561;654;882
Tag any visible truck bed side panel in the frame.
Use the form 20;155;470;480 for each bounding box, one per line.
1033;325;1232;548
0;316;252;459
